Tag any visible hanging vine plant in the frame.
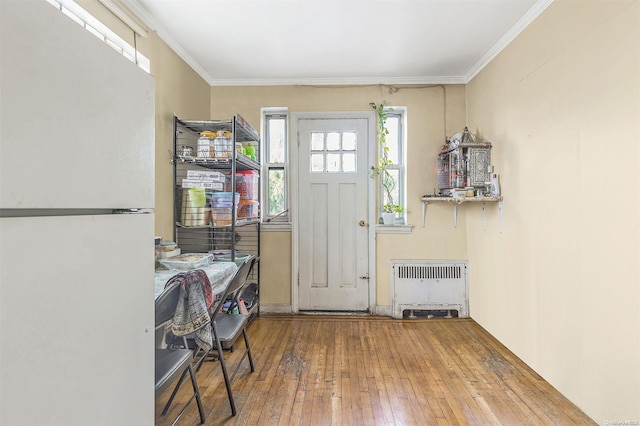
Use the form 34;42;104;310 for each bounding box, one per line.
369;102;402;214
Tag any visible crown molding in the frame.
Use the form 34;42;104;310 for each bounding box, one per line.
208;75;467;87
464;0;554;82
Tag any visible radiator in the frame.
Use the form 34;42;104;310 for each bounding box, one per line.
392;260;469;319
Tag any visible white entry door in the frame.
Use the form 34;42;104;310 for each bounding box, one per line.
297;116;370;311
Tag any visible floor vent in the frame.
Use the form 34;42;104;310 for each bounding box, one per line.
392;260;469;319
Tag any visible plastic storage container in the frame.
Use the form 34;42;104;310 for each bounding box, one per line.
242;143;256;160
235;170;259;200
210;192;240;208
213;130;233;158
181;190;206;226
211;207;235;226
238;199;259;219
196;131;216;158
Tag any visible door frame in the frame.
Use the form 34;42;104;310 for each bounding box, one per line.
290;111;377;313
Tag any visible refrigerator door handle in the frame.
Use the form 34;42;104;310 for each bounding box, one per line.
114;208;154;214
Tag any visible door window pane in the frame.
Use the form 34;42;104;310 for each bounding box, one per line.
326;153;340;172
311;153;324;172
326;132;340;151
343;153;356;172
343;132;356;150
309;130;359;173
311;132;324;151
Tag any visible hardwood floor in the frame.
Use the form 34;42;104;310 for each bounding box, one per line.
155;315;595;425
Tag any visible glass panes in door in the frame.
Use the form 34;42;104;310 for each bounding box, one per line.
309;131;357;173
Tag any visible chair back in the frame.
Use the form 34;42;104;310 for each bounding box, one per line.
155;280;182;328
227;256;256;301
211;255;255;319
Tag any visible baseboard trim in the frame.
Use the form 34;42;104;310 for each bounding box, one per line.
259;303;393;317
375;305;392;317
259;303;293;314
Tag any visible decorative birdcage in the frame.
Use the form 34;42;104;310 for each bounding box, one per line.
437;127;492;194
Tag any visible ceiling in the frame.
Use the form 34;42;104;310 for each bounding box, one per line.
123;0;551;86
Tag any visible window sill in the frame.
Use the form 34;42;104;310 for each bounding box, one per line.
375;224;413;234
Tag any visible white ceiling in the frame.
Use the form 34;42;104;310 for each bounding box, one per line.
124;0;551;86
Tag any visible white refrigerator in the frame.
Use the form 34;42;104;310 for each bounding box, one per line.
1;1;155;424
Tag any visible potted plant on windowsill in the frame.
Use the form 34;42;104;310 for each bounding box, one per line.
369;102;403;224
381;204;396;225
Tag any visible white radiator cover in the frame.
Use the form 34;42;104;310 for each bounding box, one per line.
392;260;469;319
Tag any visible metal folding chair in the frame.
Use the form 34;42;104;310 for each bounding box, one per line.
155;281;206;425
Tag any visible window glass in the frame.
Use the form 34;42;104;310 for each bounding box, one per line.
377;109;406;224
326;132;340;151
309;130;357;173
326;153;340;172
343;153;356;172
385;116;399;164
264;111;289;222
268;118;286;163
343;132;356;151
47;0;151;73
311;132;324;151
311;154;324;172
267;168;286;216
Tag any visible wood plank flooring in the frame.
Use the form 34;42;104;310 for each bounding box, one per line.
155;315;595;425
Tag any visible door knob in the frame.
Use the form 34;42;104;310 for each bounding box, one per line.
359;220;367;227
359;274;370;280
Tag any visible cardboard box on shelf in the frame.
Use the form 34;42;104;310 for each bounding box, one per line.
186;170;225;182
181;179;224;190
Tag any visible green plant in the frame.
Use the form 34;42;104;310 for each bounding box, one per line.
382;203;395;213
369;102;403;214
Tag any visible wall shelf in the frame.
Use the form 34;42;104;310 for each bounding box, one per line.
421;195;503;232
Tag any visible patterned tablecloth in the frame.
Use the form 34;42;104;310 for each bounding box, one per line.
154;261;237;299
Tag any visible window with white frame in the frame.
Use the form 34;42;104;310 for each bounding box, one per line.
379;108;406;223
263;110;289;223
47;0;150;73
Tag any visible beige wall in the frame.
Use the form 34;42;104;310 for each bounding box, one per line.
210;85;468;310
260;231;292;306
465;0;639;422
149;33;210;240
